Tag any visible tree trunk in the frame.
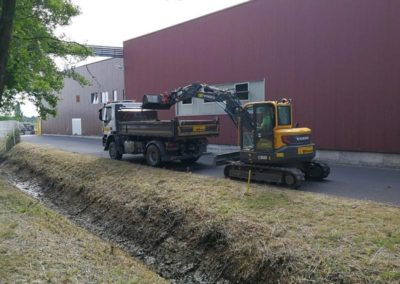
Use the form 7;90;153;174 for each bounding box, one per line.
0;0;17;103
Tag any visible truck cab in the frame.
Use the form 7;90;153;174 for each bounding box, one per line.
99;101;152;146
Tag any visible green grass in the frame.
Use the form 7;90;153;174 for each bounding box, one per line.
3;142;400;283
0;178;168;284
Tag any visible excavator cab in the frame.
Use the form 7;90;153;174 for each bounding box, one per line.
240;103;274;152
239;100;316;165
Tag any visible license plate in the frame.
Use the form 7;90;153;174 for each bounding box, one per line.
192;125;206;132
298;146;314;155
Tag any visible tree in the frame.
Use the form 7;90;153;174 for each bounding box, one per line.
0;0;16;101
0;0;91;118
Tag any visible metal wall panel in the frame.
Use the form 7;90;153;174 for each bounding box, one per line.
42;58;124;136
123;0;400;153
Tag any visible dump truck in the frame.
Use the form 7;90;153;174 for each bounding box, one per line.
99;101;219;165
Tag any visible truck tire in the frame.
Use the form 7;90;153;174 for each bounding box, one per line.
109;141;123;160
146;144;162;167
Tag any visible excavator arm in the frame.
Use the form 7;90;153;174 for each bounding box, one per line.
142;83;254;129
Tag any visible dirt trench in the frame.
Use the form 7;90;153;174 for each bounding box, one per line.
1;163;235;284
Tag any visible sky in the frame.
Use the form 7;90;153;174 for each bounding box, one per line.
21;0;249;117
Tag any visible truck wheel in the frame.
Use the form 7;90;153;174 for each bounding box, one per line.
146;144;162;167
109;141;123;160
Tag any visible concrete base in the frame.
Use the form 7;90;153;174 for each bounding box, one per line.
316;150;400;169
207;144;240;154
207;144;400;169
43;134;102;140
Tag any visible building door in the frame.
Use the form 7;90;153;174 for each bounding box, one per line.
72;118;82;135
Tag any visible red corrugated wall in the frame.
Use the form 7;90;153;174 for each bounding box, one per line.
124;0;400;153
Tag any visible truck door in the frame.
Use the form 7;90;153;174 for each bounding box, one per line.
102;106;113;134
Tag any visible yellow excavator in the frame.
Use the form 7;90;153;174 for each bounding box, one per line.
142;83;330;188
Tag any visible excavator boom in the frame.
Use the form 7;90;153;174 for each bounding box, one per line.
142;83;253;129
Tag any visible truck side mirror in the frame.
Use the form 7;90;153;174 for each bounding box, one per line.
98;109;103;121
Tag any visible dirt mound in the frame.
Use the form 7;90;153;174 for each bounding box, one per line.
3;143;400;283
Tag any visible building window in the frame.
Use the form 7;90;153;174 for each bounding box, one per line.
235;83;249;100
91;92;99;104
175;79;265;117
101;91;109;103
76;95;80;103
182;97;192;105
112;90;117;101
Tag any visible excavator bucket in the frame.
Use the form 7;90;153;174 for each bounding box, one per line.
142;94;171;110
213;151;241;166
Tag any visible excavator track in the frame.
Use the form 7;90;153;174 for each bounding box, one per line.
224;161;305;189
302;160;330;180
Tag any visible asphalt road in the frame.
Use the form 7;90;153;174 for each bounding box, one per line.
22;135;400;206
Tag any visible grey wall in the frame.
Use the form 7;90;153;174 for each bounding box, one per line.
42;58;124;136
0;120;18;138
176;79;265;116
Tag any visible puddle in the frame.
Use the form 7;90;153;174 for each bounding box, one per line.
12;179;43;199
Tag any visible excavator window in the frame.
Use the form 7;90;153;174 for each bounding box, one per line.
241;105;254;150
277;106;291;126
255;104;274;151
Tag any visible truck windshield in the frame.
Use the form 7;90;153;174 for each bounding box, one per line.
277;106;291;125
105;107;112;122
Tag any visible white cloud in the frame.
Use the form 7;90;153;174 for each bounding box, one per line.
60;0;249;46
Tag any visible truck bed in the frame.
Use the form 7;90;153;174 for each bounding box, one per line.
117;118;219;138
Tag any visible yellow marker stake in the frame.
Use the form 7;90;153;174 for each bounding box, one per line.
246;169;252;195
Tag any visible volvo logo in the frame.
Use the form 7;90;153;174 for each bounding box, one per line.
296;136;309;141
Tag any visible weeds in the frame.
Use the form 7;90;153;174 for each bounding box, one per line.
0;178;168;283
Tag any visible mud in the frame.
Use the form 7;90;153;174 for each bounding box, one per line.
0;163;231;284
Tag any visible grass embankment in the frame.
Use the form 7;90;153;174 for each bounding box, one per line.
0;178;168;283
4;142;400;283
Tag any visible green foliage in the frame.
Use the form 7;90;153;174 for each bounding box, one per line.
0;115;16;121
1;0;91;118
14;102;22;120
